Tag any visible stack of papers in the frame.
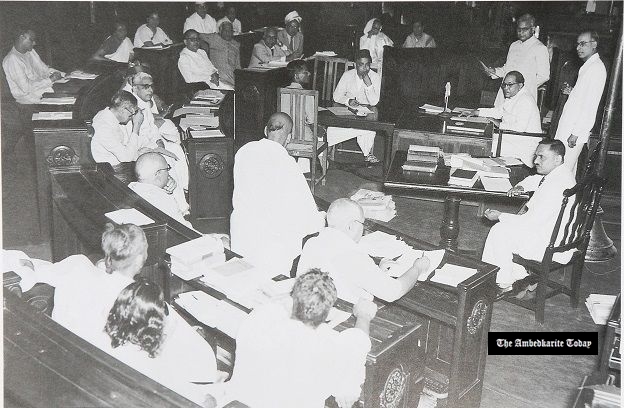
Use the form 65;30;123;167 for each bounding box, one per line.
179;115;219;130
105;208;154;226
190;129;225;138
419;104;445;114
166;235;226;280
585;294;618;324
350;189;396;222
32;111;73;120
39;96;76;105
314;51;337;57
67;70;98;80
267;60;288;67
448;168;479;187
201;258;276;302
175;291;248;338
450;115;489;124
429;264;478;287
172;106;216;117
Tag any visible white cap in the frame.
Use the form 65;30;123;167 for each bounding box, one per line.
285;11;302;24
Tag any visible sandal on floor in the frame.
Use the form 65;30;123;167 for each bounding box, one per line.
365;154;381;164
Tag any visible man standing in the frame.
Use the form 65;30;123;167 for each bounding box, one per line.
476;71;542;166
248;27;294;68
278;11;304;59
183;2;217;44
329;49;381;163
298;198;430;303
359;18;393;70
481;140;576;296
230;112;326;274
134;12;173;48
3;28;64;104
203;21;241;87
554;30;607;172
178;29;221;88
482;14;550;108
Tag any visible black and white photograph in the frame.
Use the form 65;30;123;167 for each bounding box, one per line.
1;1;621;407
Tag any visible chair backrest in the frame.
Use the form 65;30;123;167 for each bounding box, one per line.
312;56;355;105
277;87;318;143
547;174;605;259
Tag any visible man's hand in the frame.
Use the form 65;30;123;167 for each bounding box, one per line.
335;394;359;408
361;73;372;87
484;209;501;221
353;299;377;321
163;175;177;194
482;66;496;77
50;71;63;82
210;72;220;86
567;134;578;148
471;109;480;117
19;258;35;271
379;258;399;271
561;82;573;95
507;185;525;197
348;98;360;108
413;255;430;275
132;109;144;130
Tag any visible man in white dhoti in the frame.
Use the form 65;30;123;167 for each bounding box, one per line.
554;30;607;173
359;18;393;70
476;71;542;166
482;139;576;297
2;28;64;104
230;112;326;275
482;14;549;108
92;22;135;63
129;72;189;200
134;12;173;48
328;49;381;163
129;153;191;228
178;29;221;88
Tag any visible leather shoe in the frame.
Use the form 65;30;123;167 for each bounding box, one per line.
495;285;513;301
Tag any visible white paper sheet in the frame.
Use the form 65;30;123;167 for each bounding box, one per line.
39;96;76;105
480;176;513;192
32;111;73;120
387;249;446;279
105;208;154;226
429;264;477;287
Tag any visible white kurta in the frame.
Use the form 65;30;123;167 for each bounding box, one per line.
91;108;140;165
402;33;436;48
129;182;191;226
481;164;576;287
328;69;381;156
183;12;217;34
225;301;371;408
479;86;542;166
492;36;550;107
216;17;242;35
248;41;288;68
178;47;218;85
2;47;57;104
298;227;405;303
359;32;393;69
554;53;607;171
230;139;325;275
104;37;134;63
133;24;172;48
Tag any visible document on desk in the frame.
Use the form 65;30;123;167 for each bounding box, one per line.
66;70;98;80
480;176;512;192
190;129;225;138
105;208;154;226
175;291;221;327
450;116;489;124
172;106;216;117
32;111;73;121
39;96;77;105
419;104;445;114
430;264;477;287
387;249;446;279
326;106;356;116
358;230;412;259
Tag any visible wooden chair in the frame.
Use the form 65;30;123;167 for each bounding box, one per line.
312;56;355;106
277;87;328;193
507;173;606;323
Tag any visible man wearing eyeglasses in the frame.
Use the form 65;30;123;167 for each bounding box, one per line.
554;31;607;172
482;14;550;109
297;198;430;304
129;152;192;228
475;71;542;166
248;27;295;68
178;29;222;88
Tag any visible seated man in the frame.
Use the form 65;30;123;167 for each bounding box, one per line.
248;27;294;68
134;11;173;48
128;72;189;196
402;20;436;48
4;223;148;343
328;49;381;163
298;198;429;303
230;112;326;274
482;139;576;297
92;22;135;63
2;28;64;104
225;269;376;408
216;6;242;36
178;29;223;89
475;71;542;166
277;11;304;59
129;152;191;227
203;21;241;87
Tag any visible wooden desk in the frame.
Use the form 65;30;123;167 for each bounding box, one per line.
317;107;396;177
133;44;185;104
315;196;498;408
384;151;528;250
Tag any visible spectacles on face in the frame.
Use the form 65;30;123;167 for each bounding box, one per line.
576;40;595;47
124;106;139;116
186;37;200;42
136;83;153;90
501;82;519;88
352;219;365;227
516;26;534;32
156;164;172;174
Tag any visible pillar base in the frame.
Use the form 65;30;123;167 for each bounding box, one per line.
585;207;618;262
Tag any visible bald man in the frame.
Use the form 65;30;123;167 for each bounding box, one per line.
297;198;429;303
128;152;191;228
230;112;325;274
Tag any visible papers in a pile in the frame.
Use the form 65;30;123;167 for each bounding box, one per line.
105;208;154;226
166;235;226;280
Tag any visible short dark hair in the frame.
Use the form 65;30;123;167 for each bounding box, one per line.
357;49;372;63
14;27;33;41
105;278;166;358
110;90;137;109
286;59;308;81
539;139;566;160
291;269;337;327
184;29;199;39
507;70;525;84
112;21;127;32
580;30;600;45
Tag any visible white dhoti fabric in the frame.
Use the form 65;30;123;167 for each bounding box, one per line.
326;127;375;156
